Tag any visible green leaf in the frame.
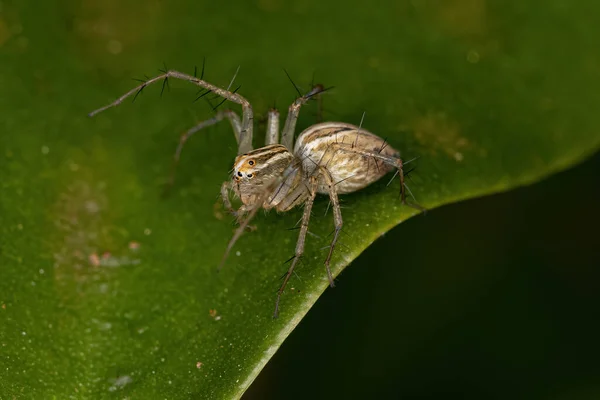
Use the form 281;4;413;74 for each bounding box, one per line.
1;0;598;398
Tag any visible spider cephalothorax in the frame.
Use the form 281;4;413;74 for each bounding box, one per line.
232;144;296;210
89;68;422;317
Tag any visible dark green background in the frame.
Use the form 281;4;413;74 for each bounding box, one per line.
247;152;600;400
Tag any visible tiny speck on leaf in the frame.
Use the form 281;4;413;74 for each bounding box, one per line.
89;253;100;267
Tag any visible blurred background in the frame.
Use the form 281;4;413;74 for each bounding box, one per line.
247;151;600;399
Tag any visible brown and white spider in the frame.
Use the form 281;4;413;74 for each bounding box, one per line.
89;69;422;317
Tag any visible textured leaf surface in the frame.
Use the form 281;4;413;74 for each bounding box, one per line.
1;0;599;398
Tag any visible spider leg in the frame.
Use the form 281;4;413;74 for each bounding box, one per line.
280;85;330;151
219;184;257;230
274;175;319;318
319;167;342;287
89;69;254;154
220;181;237;217
218;202;261;272
164;110;241;191
265;109;280;145
328;144;426;212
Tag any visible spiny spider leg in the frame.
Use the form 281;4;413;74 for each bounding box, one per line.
88;70;255;154
274;175;319;318
319;167;342;287
280;85;330;150
165;110;242;189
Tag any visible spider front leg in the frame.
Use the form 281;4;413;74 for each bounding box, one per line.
88;69;254;155
274;175;319;318
165;110;241;190
220;181;257;230
220;181;239;218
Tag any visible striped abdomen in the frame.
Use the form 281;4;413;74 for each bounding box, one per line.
294;122;399;194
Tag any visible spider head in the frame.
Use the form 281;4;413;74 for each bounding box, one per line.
231;144;294;207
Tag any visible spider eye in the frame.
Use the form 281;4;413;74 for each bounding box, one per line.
248;160;255;166
237;171;243;177
247;173;253;178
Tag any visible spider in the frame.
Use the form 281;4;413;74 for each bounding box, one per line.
89;68;423;317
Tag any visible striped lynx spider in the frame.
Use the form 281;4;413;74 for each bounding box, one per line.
89;68;422;317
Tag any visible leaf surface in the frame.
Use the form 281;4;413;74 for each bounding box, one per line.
1;0;599;398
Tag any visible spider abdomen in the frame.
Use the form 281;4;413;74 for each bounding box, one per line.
294;122;399;194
